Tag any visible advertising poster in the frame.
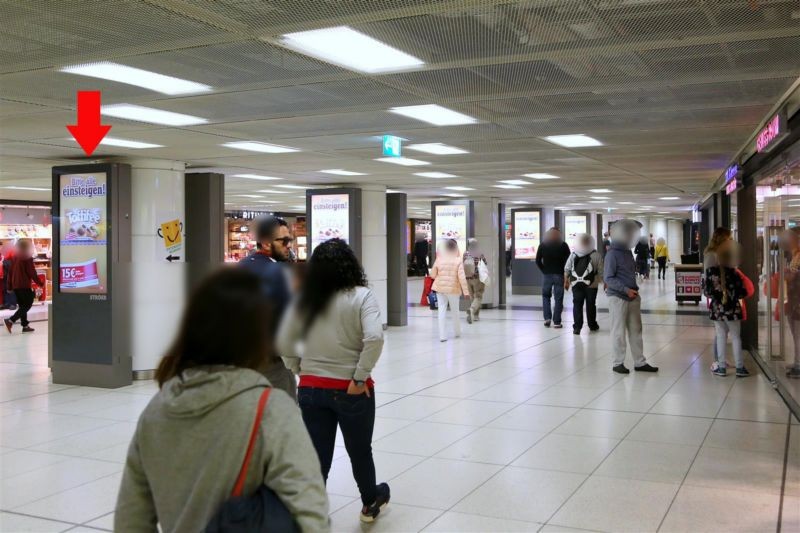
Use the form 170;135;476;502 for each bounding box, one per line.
514;211;540;259
311;193;350;251
435;204;467;253
157;217;184;262
59;172;108;293
675;268;703;299
565;215;588;248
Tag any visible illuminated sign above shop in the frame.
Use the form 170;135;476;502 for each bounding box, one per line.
724;164;739;183
725;179;740;196
756;113;787;153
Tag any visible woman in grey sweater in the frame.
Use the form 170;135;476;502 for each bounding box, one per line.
115;269;330;533
277;239;389;524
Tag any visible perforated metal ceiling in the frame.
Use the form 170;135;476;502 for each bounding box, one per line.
1;0;799;215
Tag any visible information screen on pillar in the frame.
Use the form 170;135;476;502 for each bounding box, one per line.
564;215;588;249
310;193;350;252
514;211;540;259
434;204;467;253
58;172;108;294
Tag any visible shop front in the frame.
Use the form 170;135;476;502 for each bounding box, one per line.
0;203;53;309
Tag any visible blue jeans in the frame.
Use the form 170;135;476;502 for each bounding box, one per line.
298;387;377;506
542;274;565;324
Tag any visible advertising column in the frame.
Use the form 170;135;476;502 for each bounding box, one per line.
51;163;132;388
432;201;472;254
564;214;589;249
511;207;543;295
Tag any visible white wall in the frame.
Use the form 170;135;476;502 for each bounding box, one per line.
360;185;387;324
667;220;683;262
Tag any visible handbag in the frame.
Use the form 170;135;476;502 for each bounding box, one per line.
478;259;490;286
205;388;299;533
427;291;439;310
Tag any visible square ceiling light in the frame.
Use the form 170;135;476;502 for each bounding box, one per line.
281;26;424;73
445;186;474;191
414;172;456;178
237;194;263;198
389;105;477;126
523;173;560;180
232;174;282;181
660;196;680;200
275;184;307;190
320;169;366;176
588;188;613;193
495;185;522;189
1;186;50;191
617;201;634;205
223;141;299;153
443;193;465;198
591;196;611;200
70;136;163;149
374;157;430;166
543;134;603;147
500;180;531;186
407;143;469;155
60;62;212;95
256;189;290;194
101;104;207;126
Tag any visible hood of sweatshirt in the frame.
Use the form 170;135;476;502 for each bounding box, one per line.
159;366;267;419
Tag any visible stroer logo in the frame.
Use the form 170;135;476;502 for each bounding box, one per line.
62;175;106;198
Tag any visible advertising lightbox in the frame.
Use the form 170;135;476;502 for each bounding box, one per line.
564;214;588;249
310;193;350;252
58;172;108;293
514;210;540;259
434;203;468;253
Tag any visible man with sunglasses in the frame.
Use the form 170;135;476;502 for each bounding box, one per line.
239;215;297;398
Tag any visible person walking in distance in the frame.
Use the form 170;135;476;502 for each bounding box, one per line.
463;238;488;324
536;228;571;328
782;227;800;379
431;239;470;341
604;220;659;374
4;239;44;334
655;237;669;280
564;234;603;335
277;239;390;524
238;216;298;399
413;233;430;276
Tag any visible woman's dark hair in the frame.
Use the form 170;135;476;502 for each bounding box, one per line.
446;239;458;252
297;238;367;333
155;268;275;387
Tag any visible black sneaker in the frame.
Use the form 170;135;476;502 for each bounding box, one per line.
553;323;563;329
635;363;659;372
613;364;630;374
735;367;750;378
573;328;581;335
544;320;551;328
21;326;35;333
4;319;12;334
589;325;600;332
360;483;390;523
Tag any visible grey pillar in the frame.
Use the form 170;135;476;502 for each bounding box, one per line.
185;172;225;289
498;203;507;306
386;193;407;326
554;210;563;231
738;185;758;350
596;213;603;244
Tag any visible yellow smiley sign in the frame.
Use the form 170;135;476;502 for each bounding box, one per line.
157;219;182;253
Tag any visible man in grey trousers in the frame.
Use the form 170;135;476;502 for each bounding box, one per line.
604;220;659;374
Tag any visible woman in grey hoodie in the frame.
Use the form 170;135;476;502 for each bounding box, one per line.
278;239;389;524
115;269;330;533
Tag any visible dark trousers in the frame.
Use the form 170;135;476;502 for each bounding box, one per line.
9;288;34;327
572;284;598;331
298;387;377;506
505;251;513;276
657;257;667;279
415;254;429;276
542;274;564;324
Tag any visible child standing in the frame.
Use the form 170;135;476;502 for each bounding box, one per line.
703;245;754;377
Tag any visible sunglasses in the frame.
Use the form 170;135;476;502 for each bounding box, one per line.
274;237;293;245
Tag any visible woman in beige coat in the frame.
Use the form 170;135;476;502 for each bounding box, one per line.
431;239;470;341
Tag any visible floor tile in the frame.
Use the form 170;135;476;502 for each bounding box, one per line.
0;512;74;532
488;404;578;433
684;446;784;495
326;451;424;498
453;466;585;524
625;413;712;446
584;388;665;413
376;395;459;421
14;473;122;524
702;419;788;454
660;484;780;532
422;511;540;532
83;513;113;531
469;382;547;403
424;399;515;426
594;440;698;484
436;427;546;465
549;476;679;532
388;458;500;510
554;409;643;439
330;501;442;533
373;421;475;456
526;387;607;408
0;450;69;479
512;433;619;474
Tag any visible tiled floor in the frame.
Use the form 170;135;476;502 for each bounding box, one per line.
1;278;798;532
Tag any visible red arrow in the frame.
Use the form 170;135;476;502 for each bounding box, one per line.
66;91;111;156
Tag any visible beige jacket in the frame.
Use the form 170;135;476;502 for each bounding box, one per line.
431;254;469;296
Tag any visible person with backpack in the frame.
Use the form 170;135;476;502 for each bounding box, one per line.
703;242;754;377
564;234;603;335
463;238;488;324
277;239;391;524
115;269;330;533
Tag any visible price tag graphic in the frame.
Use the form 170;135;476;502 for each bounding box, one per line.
59;259;100;289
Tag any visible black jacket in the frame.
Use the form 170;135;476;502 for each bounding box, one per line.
535;241;571;275
238;252;291;333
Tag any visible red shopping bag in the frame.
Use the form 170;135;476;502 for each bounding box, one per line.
421;275;434;305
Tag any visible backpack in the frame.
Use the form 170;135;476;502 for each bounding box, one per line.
569;253;596;285
463;254;477;278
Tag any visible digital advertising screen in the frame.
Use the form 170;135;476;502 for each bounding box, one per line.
58;172;108;293
514;210;540;259
434;203;467;253
310;193;350;251
565;215;588;249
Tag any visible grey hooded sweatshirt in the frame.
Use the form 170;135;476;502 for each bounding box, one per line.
115;367;330;533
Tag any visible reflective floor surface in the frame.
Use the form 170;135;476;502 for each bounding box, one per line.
1;277;798;532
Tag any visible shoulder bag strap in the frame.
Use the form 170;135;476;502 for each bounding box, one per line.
231;387;271;497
